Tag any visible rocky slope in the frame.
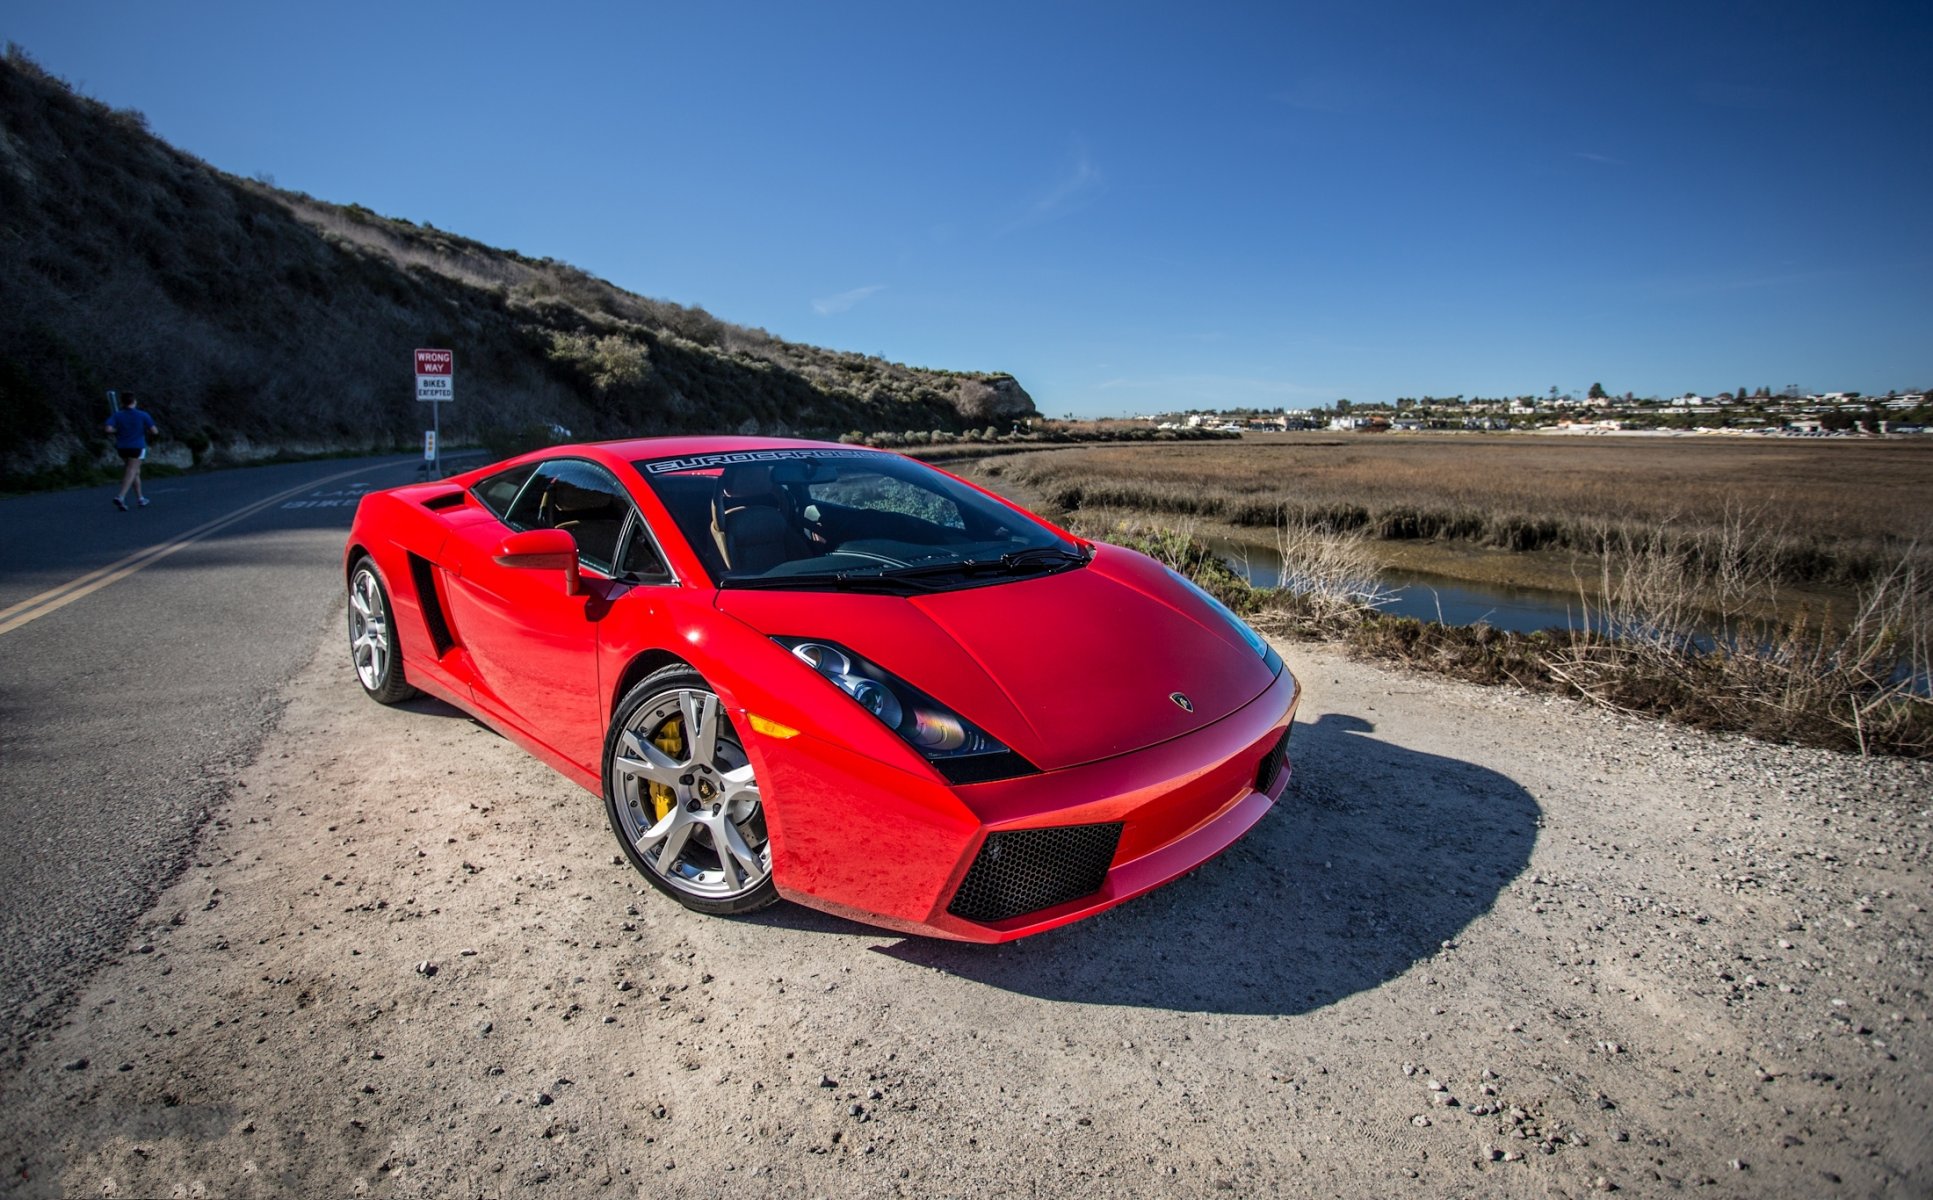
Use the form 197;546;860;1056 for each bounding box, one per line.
0;49;1035;488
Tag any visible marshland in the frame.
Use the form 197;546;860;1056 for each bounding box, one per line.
966;432;1933;592
940;432;1933;756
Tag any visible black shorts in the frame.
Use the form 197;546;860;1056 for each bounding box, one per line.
118;448;143;462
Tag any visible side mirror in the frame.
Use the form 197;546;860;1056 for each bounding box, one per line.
496;529;581;595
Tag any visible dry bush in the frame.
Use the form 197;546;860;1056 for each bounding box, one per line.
1070;514;1387;634
1551;527;1932;756
1267;520;1390;629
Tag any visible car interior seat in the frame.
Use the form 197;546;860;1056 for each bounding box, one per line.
540;478;624;569
710;464;807;574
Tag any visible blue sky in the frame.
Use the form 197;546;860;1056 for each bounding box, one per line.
8;2;1930;414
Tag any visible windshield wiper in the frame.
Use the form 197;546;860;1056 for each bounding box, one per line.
874;545;1089;582
720;570;945;593
1001;544;1090;570
723;546;1088;592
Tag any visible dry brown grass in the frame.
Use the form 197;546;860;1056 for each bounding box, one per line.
991;433;1933;587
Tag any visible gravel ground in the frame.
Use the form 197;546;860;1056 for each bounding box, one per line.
3;606;1928;1198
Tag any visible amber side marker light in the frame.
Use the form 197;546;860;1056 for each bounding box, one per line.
747;713;800;739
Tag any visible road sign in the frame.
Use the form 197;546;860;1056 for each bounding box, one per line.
414;349;453;477
415;348;453;403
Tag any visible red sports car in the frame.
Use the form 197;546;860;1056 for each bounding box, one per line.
344;437;1297;942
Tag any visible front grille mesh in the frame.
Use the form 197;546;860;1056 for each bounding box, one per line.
1255;727;1291;793
946;823;1123;924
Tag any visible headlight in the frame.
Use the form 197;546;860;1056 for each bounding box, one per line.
1164;567;1284;675
792;641;906;727
774;637;1035;783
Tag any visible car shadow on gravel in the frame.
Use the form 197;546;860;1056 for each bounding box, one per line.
860;712;1542;1016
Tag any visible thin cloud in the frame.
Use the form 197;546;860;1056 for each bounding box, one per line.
1094;374;1330;402
1572;151;1626;166
1696;81;1781;111
1270;74;1361;114
1654;268;1840;296
997;152;1104;236
1641;259;1901;297
812;284;886;316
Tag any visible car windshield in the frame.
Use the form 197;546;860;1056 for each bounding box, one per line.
634;448;1085;592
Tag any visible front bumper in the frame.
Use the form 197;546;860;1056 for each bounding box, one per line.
762;664;1299;942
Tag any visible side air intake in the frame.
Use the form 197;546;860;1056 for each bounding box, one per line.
1255;727;1291;794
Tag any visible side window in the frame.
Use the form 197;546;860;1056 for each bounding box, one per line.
503;459;633;576
473;463;536;520
616;516;672;582
806;471;964;529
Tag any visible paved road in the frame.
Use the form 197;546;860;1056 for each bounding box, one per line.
0;453;480;1053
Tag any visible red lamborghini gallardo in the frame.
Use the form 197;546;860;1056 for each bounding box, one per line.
344;437;1297;941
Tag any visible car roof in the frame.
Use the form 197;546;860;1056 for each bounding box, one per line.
599;434;872;462
577;434;882;467
465;435;893;482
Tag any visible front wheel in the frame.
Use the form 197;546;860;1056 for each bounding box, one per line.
604;667;777;916
347;557;417;704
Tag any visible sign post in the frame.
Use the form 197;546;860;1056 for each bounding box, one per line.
414;349;454;475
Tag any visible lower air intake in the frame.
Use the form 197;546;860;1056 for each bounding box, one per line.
947;823;1123;924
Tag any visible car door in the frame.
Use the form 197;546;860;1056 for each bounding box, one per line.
442;458;634;771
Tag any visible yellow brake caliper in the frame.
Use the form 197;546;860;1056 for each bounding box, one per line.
647;717;685;822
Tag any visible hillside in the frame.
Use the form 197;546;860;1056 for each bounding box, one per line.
0;48;1036;488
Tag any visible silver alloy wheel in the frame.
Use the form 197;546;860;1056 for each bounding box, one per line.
610;688;770;900
348;567;391;691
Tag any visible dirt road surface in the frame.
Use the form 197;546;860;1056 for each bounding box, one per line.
3;607;1928;1198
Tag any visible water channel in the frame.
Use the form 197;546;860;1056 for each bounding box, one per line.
1208;536;1603;634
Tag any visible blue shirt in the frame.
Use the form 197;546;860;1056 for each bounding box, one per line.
107;408;157;451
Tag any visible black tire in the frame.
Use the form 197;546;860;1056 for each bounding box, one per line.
603;666;778;916
347;556;418;705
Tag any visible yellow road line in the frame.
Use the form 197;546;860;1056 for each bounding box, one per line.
0;461;389;639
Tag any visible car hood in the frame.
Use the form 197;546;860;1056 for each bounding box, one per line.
713;547;1278;772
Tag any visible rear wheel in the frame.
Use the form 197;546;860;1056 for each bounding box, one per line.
604;667;777;915
347;557;417;704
